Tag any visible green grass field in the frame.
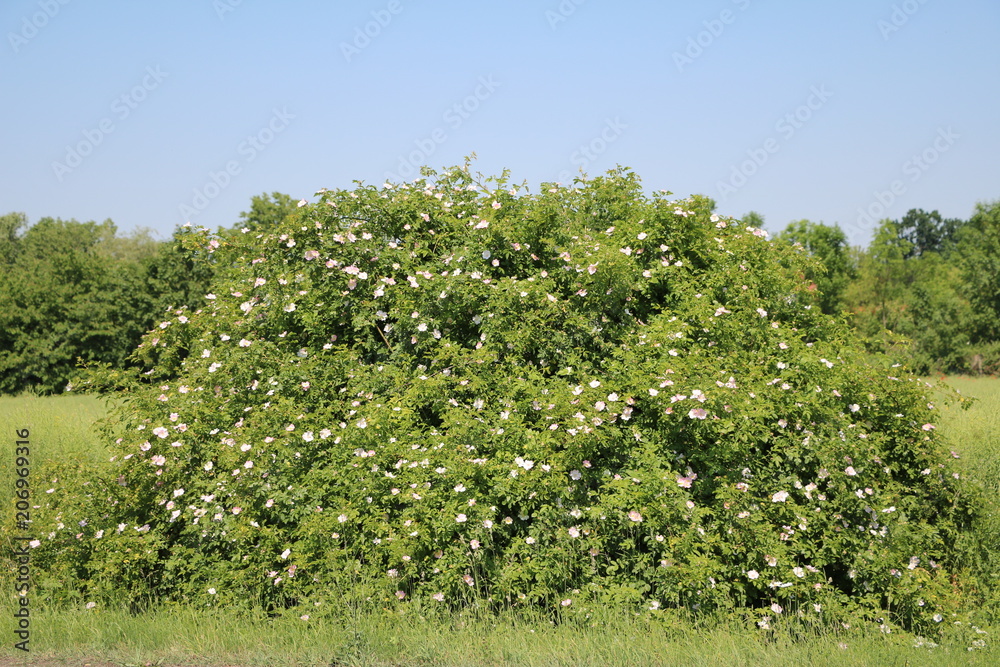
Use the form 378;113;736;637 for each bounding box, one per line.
0;393;111;529
936;376;1000;491
2;380;999;666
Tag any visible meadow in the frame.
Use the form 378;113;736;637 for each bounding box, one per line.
1;376;998;666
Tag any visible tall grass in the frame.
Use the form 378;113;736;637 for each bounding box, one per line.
932;376;1000;625
937;376;1000;491
2;601;995;666
0;392;111;526
0;392;110;465
2;382;999;666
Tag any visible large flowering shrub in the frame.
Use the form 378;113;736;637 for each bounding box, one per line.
25;166;976;629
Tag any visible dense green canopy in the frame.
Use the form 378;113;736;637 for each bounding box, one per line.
27;167;978;633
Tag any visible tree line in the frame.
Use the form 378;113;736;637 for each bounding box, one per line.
1;192;997;395
772;202;1000;375
0;192;297;394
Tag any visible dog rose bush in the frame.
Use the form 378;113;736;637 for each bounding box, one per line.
24;165;977;630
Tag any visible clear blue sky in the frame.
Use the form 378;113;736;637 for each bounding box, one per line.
3;0;997;248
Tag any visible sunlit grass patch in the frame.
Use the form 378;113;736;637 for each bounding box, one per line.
0;600;995;666
0;392;111;525
939;376;1000;491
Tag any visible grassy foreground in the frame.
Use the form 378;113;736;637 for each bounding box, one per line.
2;381;999;666
0;603;996;666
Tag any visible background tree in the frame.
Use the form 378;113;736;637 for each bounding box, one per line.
956;201;1000;369
232;191;298;233
141;225;218;317
777;219;854;314
0;193;297;394
741;210;765;229
897;208;963;259
0;217;155;393
843;214;974;373
0;217;219;394
0;212;28;264
845;218;910;333
95;225;161;263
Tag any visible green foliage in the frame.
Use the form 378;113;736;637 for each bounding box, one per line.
957;200;1000;344
0;211;28;264
741;211;765;229
232;191;299;234
777;220;854;315
0;215;221;395
94;226;161;264
22;166;979;633
844;216;975;374
140;225;218;316
897;209;963;259
0;217;155;394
